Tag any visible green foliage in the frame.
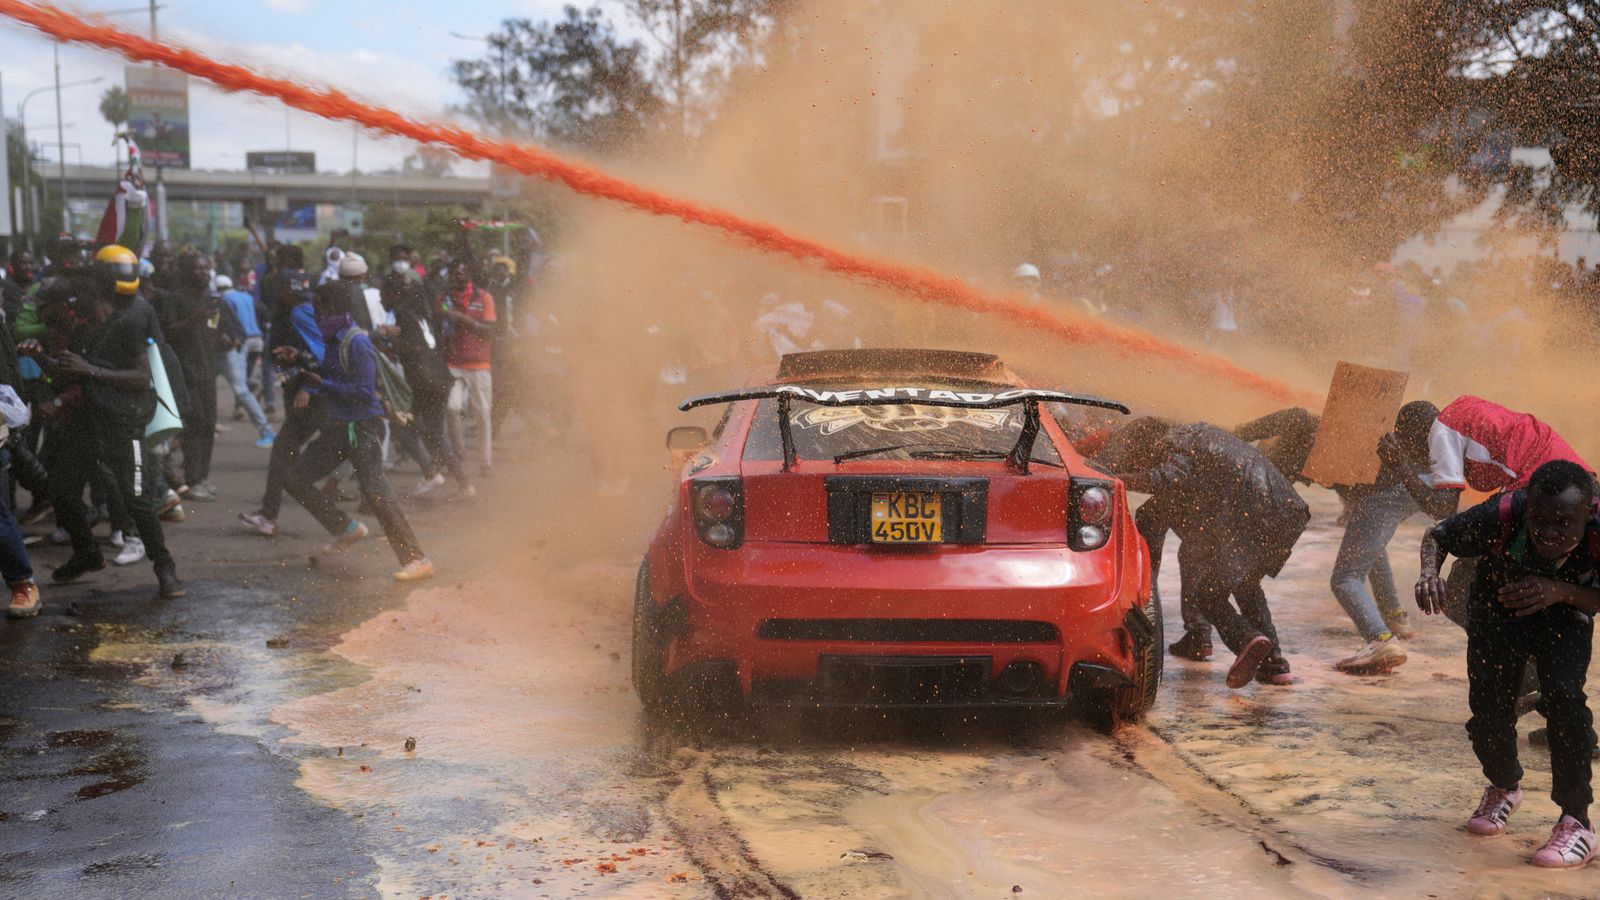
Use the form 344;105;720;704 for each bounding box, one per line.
451;6;665;152
98;86;130;130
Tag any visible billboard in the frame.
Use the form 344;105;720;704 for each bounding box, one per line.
125;65;190;169
246;151;316;174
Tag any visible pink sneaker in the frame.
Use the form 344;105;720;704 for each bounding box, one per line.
1466;784;1522;835
1531;815;1598;868
239;512;278;537
1225;635;1273;689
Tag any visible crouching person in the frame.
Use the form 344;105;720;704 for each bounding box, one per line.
281;283;434;582
1417;460;1600;867
1101;417;1310;688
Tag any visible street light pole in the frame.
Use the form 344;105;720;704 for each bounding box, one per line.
55;43;67;234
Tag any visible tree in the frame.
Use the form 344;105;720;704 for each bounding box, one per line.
452;6;665;152
99;86;130;170
620;0;775;144
1413;2;1600;229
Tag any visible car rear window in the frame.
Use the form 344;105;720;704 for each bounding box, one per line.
743;390;1064;465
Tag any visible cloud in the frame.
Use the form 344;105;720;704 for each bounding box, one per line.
262;0;310;13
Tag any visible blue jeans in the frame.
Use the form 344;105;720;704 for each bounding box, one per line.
1330;484;1417;640
222;340;271;438
0;452;32;583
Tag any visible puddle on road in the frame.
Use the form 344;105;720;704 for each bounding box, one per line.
272;565;703;898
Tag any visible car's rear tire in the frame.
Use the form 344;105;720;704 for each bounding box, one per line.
1080;586;1164;733
1117;585;1164;722
631;560;671;718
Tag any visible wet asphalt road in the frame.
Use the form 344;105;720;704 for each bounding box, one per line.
0;415;452;897
5;411;1599;898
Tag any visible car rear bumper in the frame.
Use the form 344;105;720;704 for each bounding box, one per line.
662;542;1141;703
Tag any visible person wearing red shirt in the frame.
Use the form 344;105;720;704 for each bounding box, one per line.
1380;396;1593;521
1381;396;1596;638
441;264;496;476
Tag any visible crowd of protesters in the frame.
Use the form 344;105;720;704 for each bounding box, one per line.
0;225;536;618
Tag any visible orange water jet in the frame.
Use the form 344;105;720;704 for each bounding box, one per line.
0;0;1319;408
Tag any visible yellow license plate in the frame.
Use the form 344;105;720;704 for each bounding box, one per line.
870;492;943;543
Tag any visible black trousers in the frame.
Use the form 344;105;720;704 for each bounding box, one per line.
1188;566;1281;656
283;417;423;565
412;388;463;481
1467;606;1594;821
50;416;171;569
1135;501;1215;638
182;372;218;485
261;395;326;520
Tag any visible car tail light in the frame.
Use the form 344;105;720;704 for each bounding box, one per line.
691;477;744;549
1069;478;1113;551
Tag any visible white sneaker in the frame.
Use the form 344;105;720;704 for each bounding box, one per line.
412;473;446;497
1335;637;1407;674
1532;815;1599;868
110;529;126;549
113;537;146;567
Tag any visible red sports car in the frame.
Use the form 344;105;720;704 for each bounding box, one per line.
633;349;1159;728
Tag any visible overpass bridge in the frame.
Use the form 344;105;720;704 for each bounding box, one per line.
53;163;495;241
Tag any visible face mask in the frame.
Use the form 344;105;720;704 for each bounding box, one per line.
391;260;411;274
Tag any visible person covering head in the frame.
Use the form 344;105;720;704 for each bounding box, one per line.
93;244;140;297
212;273;233;293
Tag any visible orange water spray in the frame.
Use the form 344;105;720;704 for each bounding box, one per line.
1;0;1319;407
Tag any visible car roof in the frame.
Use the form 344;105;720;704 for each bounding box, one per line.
774;349;1017;384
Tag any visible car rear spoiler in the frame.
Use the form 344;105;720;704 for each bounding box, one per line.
679;385;1130;473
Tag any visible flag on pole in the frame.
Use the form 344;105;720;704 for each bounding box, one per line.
95;136;152;252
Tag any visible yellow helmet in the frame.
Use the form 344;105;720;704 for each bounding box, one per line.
94;244;140;296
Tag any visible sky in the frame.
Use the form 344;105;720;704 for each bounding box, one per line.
0;0;574;175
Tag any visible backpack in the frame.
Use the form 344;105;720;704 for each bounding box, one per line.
338;327;414;423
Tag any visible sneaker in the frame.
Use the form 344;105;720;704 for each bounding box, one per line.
110;529;126;549
1256;655;1296;686
1335;637;1408;674
51;555;106;584
394;558;436;582
1516;691;1543;719
1384;613;1419;641
113;537;146;567
1168;629;1214;662
1226;634;1274;689
187;483;218;502
1531;815;1598;868
254;433;275;449
155;562;185;599
456;484;478;501
6;580;40;618
1467;784;1523;836
160;503;188;523
49;527;69;546
412;473;446;497
158;490;183;516
239;512;278;537
19;500;52;525
324;520;370;555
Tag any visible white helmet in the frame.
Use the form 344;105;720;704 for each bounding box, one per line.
1011;263;1041;280
212;274;233;291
